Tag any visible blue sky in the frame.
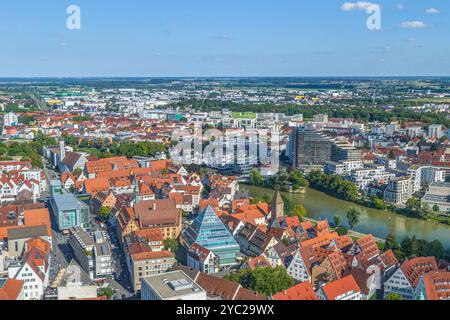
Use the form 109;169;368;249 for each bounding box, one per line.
0;0;448;77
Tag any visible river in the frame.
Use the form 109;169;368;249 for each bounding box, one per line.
243;185;450;248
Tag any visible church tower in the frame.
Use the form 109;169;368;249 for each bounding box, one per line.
270;190;284;222
59;140;66;163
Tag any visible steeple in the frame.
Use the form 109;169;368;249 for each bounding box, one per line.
59;140;66;163
270;189;284;222
134;176;140;205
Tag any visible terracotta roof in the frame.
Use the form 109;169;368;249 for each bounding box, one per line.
246;256;271;271
400;257;439;288
25;237;51;255
423;271;450;300
199;199;219;212
0;278;24;300
327;251;350;279
131;249;173;262
321;274;361;300
135;199;180;228
16;207;51;238
83;177;110;195
272;281;318;300
300;232;339;249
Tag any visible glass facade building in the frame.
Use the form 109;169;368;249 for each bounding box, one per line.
51;191;90;231
183;206;240;268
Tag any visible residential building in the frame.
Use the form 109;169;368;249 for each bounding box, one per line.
3;112;18;127
384;256;438;300
317;274;362;300
127;246;175;292
271;281;318;300
414;271;450;300
0;278;24;300
187;242;218;274
384;176;412;205
135;199;182;240
8;246;50;300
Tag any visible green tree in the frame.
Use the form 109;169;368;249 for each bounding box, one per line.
333;215;342;227
384;234;400;251
385;293;403;300
231;267;294;297
99;207;111;220
164;238;179;252
346;207;361;230
249;169;264;186
262;194;272;204
98;287;114;300
292;204;307;219
336;226;348;236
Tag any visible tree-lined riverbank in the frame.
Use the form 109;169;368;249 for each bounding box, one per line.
244;185;450;248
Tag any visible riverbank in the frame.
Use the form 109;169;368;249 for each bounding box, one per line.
243;184;450;248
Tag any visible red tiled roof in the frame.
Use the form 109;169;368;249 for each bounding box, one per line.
423;271;450;300
400;257;438;288
272;282;318;300
321;274;361;300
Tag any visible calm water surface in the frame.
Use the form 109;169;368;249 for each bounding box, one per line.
244;185;450;248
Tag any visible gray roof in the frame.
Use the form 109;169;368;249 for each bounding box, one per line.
7;225;47;240
70;226;95;248
141;270;205;299
58;259;95;288
52;192;88;211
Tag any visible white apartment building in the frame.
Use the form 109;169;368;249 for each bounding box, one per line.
421;166;446;185
384;176;412;205
3;112;18;126
324;160;363;176
350;165;395;190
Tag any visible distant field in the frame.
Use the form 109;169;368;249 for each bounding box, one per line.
405;98;450;104
232;111;257;119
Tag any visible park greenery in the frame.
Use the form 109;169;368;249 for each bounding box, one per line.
62;135;168;159
384;233;449;262
224;266;294;296
0;132;56;168
249;169;309;192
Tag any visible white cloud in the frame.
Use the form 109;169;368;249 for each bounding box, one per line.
341;2;375;11
425;8;440;14
400;21;429;29
396;3;404;11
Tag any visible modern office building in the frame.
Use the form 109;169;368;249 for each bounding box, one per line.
182;206;240;268
50;180;90;231
428;124;443;139
289;127;332;168
331;142;361;162
421;182;450;215
141;270;206;300
67;227;113;281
